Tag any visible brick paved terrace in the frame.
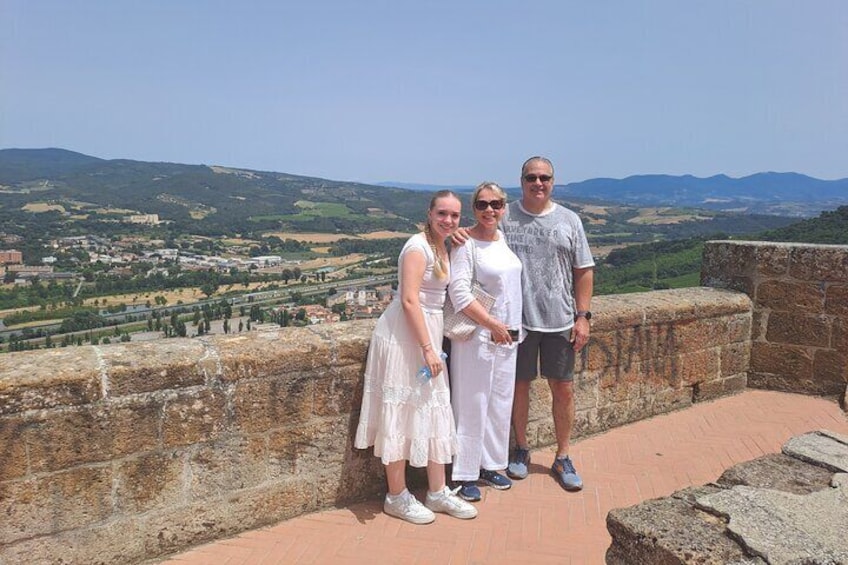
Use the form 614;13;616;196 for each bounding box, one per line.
1;241;846;564
159;390;848;565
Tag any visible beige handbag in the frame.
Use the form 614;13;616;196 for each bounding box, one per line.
443;240;496;341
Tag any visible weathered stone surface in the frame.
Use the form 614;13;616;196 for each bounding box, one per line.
754;279;824;312
115;450;186;513
765;312;830;347
695;477;848;565
720;342;750;377
716;452;833;494
0;465;112;544
162;388;228;447
812;349;848;395
25;401;159;473
750;342;813;382
231;373;315;433
789;244;848;282
188;435;269;498
0;415;30;480
101;340;207;396
606;485;759;565
693;374;747;402
214;327;331;382
825;284;848;318
677;348;721;386
782;430;848;472
0;347;102;415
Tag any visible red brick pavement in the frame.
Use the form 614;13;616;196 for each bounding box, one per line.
160;390;848;564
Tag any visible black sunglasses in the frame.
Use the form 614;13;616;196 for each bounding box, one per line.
474;199;505;211
523;174;553;183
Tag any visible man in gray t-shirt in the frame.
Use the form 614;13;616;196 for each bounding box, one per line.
502;156;595;492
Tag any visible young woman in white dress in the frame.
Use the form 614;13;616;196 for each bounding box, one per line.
354;190;478;524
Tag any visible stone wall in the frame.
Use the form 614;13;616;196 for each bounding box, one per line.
0;287;751;564
702;241;848;399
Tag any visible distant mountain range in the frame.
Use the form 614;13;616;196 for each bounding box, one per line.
381;173;848;217
2;149;847;222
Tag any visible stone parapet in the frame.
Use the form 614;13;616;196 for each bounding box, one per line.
606;430;848;564
0;287;752;563
702;241;848;399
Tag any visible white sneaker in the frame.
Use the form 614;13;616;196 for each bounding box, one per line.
383;489;435;525
425;486;478;519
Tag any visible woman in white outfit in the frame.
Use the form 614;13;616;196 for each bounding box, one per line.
355;190;478;524
447;182;523;502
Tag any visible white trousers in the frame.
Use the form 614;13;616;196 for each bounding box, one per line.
449;336;517;482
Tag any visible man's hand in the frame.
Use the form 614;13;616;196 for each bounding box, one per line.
570;317;590;352
450;227;471;247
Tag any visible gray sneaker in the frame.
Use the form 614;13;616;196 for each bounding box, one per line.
384;489;435;524
551;455;583;491
425;486;478;519
507;447;530;480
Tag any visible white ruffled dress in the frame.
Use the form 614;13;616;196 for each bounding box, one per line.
354;233;457;467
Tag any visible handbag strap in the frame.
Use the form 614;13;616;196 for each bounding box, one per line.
468;238;479;286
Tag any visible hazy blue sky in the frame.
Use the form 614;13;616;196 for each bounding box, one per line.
2;1;846;186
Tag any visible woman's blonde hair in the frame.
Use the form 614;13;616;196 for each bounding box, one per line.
423;190;459;280
471;181;507;207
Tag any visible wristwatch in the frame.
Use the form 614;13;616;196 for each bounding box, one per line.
575;310;592;321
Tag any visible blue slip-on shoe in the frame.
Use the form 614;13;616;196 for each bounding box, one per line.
457;481;481;502
479;469;512;490
551;455;583;491
506;447;530;480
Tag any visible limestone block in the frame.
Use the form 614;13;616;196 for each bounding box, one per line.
162;388;228;448
0;347;101;415
695;477;848;564
26;400;159;473
812;350;848;394
100;340;207;396
650;387;693;415
606;485;757;565
702;241;759;281
0;516;146;565
313;364;364;417
789;245;848;282
267;415;349;479
834;317;848;352
754;243;792;277
591;294;645;331
231;373;315;434
765;312;830;347
188;435;269;498
720;341;750;377
754;279;824;312
213;327;331;382
141;479;316;559
750;342;813;382
717;452;833;495
677;347;721;386
824;283;848;319
303;319;375;365
693;374;747;402
0;415;29;479
115;450;187;513
0;465;112;544
782;430;848;473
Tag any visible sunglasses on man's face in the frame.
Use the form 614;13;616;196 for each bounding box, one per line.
523;174;553;183
474;199;505;211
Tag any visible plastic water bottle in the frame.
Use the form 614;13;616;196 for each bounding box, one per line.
417;351;448;384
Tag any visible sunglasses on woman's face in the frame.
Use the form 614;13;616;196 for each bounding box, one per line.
474;199;505;211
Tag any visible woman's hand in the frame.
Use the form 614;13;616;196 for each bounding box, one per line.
423;347;445;378
487;318;513;345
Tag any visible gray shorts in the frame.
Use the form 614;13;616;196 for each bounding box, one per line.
516;329;576;382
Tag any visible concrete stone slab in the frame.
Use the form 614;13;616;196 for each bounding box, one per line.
782;430;848;472
716;452;833;495
696;474;848;565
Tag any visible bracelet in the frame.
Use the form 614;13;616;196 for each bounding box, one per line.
421;343;433;350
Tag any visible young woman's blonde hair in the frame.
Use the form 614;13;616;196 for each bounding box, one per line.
423;190;460;280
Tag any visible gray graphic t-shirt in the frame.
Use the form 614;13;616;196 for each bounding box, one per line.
501;201;595;332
